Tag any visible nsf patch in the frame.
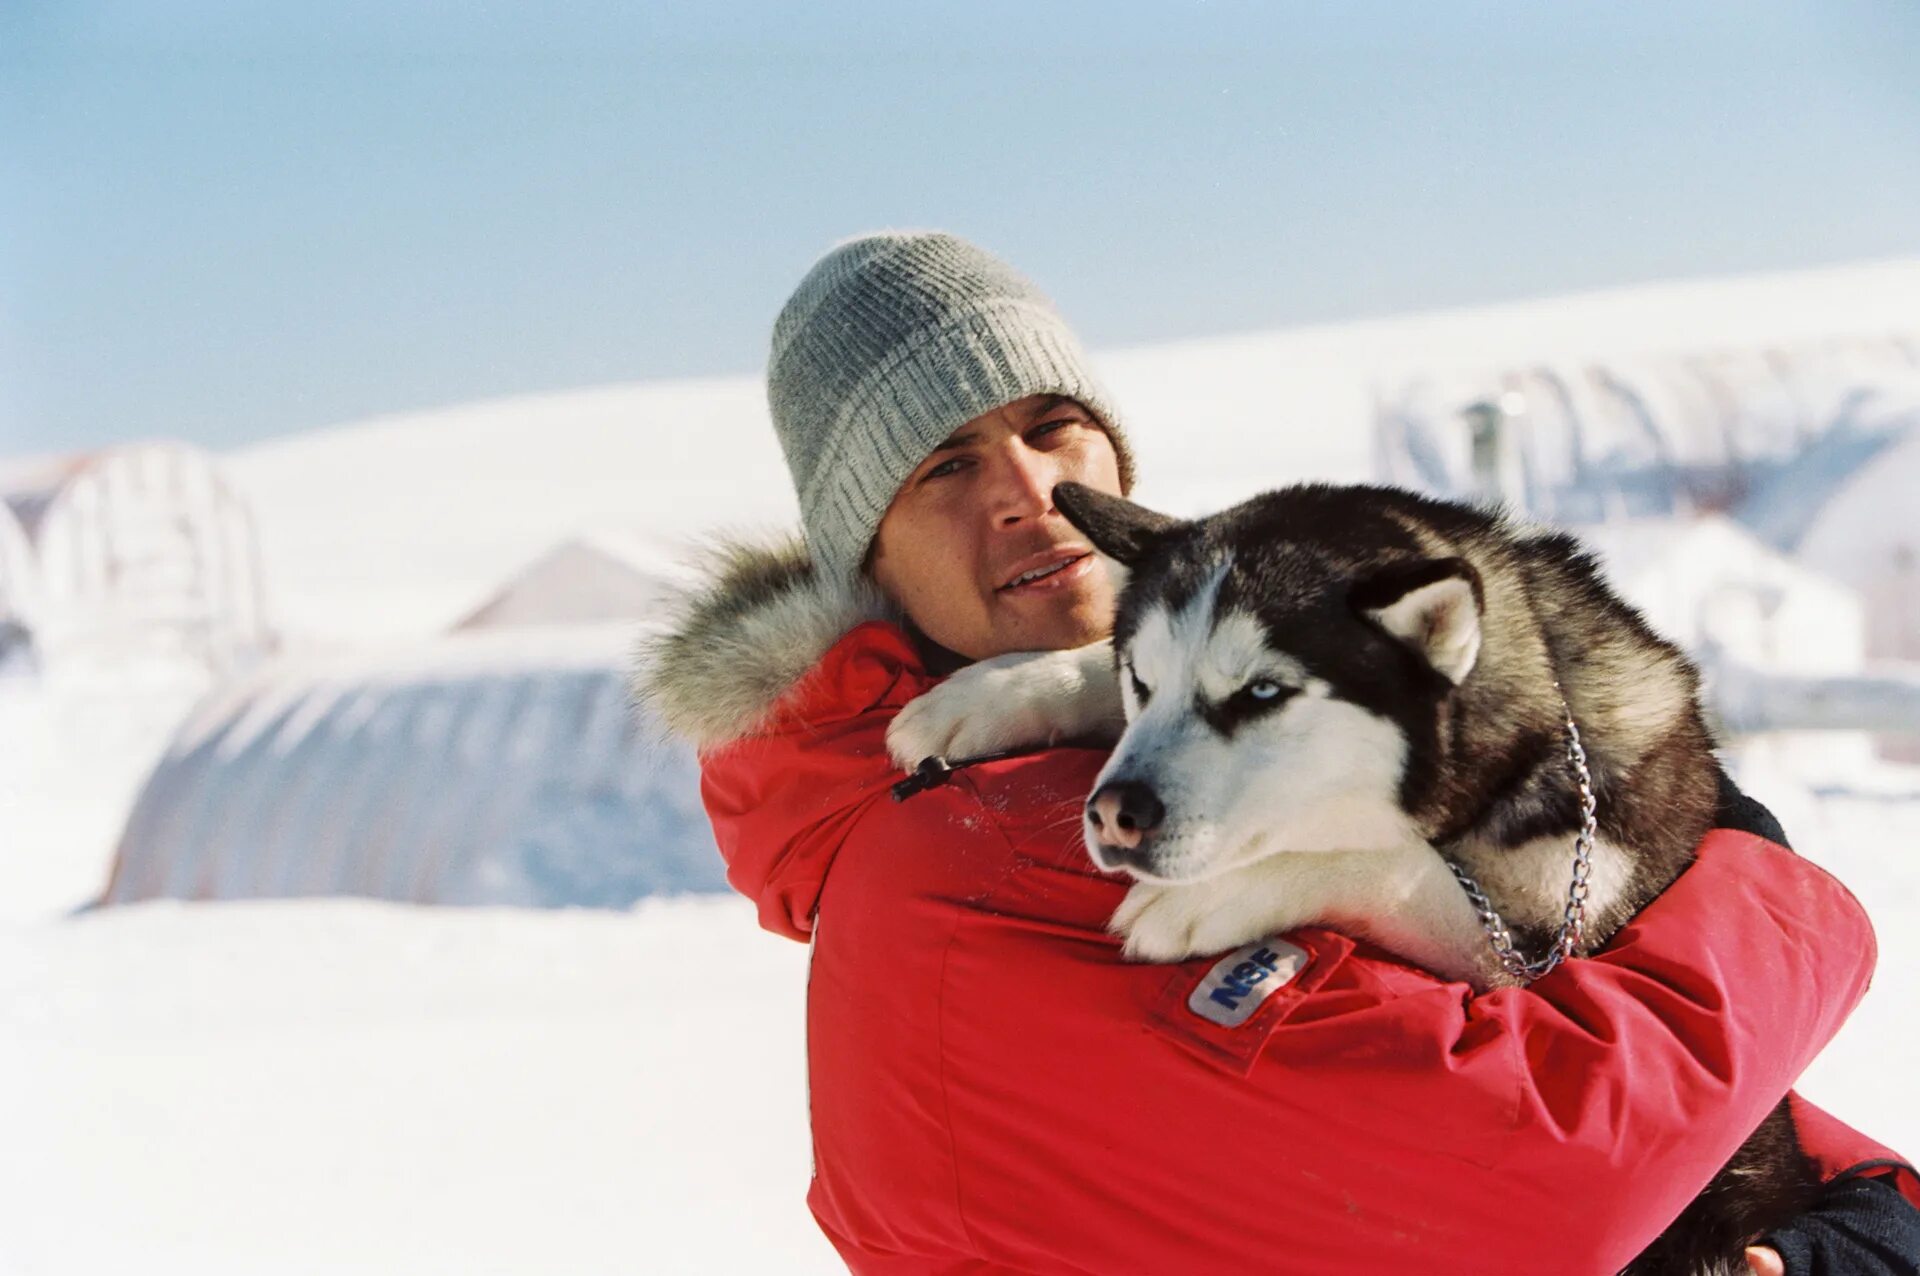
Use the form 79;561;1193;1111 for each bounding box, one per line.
1144;929;1350;1075
1186;938;1309;1027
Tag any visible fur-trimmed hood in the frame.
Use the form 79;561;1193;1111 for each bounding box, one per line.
630;534;898;752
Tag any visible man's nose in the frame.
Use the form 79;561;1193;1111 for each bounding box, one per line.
988;442;1060;527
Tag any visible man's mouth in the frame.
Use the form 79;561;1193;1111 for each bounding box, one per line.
998;551;1092;592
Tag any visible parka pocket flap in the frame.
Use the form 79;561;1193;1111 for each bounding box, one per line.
1141;929;1354;1077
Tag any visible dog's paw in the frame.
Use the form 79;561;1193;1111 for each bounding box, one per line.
886;676;1065;769
885;643;1122;770
1111;866;1306;963
1111;882;1212;963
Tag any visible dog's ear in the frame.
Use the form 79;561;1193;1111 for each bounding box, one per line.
1053;483;1182;566
1351;557;1484;685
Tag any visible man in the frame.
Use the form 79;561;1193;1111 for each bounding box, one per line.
641;231;1918;1274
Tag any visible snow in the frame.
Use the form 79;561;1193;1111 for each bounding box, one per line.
1800;429;1920;666
1755;776;1920;1153
1579;515;1866;676
0;896;841;1276
1577;514;1885;781
224;378;787;645
0;660;214;921
4;255;1920;1273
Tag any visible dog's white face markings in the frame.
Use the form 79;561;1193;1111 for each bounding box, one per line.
1091;557;1421;883
1119;560;1225;721
1192;611;1312;704
1121;564;1312;718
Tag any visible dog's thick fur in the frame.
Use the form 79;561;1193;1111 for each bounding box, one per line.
885;482;1816;1276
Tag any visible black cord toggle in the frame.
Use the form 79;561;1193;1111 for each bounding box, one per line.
889;744;1074;801
891;755;954;801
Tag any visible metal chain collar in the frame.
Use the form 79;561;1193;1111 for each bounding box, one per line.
1443;691;1598;983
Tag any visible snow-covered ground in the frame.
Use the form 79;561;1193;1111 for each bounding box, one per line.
0;897;841;1276
0;660;213;921
1753;773;1920;1144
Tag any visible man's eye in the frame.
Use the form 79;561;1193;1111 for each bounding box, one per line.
1030;418;1081;442
920;456;969;482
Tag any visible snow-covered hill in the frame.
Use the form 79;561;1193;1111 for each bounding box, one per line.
224;258;1920;644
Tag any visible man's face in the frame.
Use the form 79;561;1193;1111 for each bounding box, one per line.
869;394;1125;660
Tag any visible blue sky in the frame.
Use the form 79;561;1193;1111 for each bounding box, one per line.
4;1;1917;455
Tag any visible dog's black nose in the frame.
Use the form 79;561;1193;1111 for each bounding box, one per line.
1088;780;1165;851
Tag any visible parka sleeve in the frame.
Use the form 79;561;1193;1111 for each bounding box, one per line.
1457;833;1882;1243
694;623;944;942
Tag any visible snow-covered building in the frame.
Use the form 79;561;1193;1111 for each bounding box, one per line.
1576;514;1879;780
0;499;40;674
101;623;724;909
1799;430;1920;668
1796;431;1920;759
1579;515;1866;677
453;532;683;630
1374;334;1920;528
0;442;274;672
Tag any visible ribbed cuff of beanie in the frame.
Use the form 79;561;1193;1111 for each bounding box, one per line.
799;299;1132;586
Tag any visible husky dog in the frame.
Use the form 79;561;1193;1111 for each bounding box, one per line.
885;481;1814;1276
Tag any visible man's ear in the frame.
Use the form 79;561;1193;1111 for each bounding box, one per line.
1350;557;1484;685
1053;483;1182;566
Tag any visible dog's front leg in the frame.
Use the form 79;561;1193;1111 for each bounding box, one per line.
1111;854;1362;964
1112;846;1508;989
1317;847;1512;990
886;640;1124;770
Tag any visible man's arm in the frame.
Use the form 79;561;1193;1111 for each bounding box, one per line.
1473;834;1874;1202
1196;832;1888;1273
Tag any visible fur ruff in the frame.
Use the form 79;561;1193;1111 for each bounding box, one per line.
630;534;896;752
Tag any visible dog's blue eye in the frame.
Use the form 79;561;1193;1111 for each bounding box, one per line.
1203;677;1295;736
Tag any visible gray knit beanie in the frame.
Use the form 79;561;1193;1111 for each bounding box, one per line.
767;231;1134;587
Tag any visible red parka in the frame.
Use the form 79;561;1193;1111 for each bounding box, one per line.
645;544;1914;1276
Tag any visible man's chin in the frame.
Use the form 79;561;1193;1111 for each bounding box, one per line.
990;588;1114;653
991;617;1110;657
